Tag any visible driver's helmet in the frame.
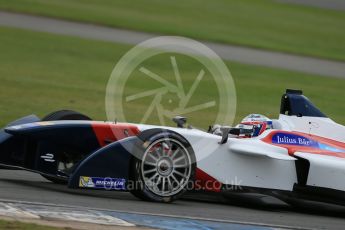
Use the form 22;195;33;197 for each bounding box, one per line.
237;114;273;137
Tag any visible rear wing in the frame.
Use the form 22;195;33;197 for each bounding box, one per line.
280;89;326;118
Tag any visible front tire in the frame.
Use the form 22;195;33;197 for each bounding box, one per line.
130;131;196;202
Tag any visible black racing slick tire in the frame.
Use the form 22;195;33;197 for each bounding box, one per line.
42;110;92;121
129;130;196;203
40;110;92;184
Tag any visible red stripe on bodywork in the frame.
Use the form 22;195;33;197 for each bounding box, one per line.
195;168;222;192
91;123;140;147
262;130;345;158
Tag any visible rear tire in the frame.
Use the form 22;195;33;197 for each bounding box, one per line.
41;110;92;184
130;130;196;202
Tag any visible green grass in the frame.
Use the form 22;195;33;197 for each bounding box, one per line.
0;219;68;230
0;0;344;61
0;26;344;129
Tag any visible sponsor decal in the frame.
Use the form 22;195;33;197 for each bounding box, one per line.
272;133;318;147
79;176;95;188
272;133;345;153
79;176;126;190
40;153;55;162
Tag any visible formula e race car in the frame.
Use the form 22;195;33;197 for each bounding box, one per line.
0;89;345;205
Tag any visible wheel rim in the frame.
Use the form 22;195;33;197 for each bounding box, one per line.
141;138;192;197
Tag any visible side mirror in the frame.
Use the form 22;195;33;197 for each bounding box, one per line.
219;126;231;144
172;116;187;128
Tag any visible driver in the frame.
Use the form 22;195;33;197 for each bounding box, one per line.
236;114;273;137
210;114;273;137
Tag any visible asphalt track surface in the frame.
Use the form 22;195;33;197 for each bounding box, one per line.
278;0;345;11
1;170;345;229
0;11;345;79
